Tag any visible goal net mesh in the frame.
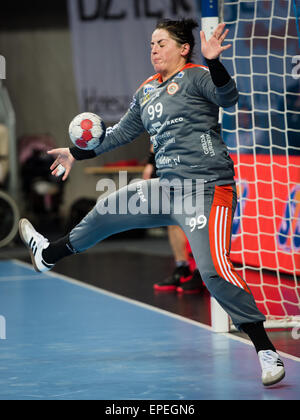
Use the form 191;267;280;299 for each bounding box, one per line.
220;0;300;327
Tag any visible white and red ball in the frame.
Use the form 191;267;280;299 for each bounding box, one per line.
69;112;106;150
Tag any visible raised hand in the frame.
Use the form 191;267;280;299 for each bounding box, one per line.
200;23;232;60
48;148;75;181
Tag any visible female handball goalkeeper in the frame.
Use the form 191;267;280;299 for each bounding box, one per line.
19;19;285;387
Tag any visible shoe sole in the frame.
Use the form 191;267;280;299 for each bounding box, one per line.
18;219;41;273
153;285;178;292
263;369;285;387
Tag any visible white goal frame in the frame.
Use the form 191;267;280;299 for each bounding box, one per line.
199;0;300;332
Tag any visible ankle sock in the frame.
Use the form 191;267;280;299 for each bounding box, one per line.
42;235;77;265
176;261;189;268
240;321;276;354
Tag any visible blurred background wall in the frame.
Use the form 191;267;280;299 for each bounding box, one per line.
0;0;150;217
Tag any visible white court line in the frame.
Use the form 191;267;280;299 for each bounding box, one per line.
0;275;45;282
12;259;300;363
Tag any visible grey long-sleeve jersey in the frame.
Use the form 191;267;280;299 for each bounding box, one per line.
94;62;239;185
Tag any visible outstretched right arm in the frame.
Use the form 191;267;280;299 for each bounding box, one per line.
94;94;145;155
49;93;145;180
71;93;144;160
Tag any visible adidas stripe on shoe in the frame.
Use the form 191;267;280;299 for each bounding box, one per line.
258;350;285;386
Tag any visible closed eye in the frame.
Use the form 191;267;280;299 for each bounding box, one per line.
151;39;167;49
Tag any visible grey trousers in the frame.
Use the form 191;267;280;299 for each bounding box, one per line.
69;178;265;329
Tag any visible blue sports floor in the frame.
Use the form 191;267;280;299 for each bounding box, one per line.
0;260;299;400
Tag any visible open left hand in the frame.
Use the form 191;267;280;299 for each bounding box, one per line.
48;148;75;182
200;23;232;60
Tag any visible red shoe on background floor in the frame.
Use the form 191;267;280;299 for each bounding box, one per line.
153;265;193;292
177;269;203;294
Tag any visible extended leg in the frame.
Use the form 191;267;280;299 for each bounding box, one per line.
20;179;173;270
174;183;285;386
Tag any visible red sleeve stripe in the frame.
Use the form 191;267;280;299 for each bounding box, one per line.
137;74;161;91
181;63;209;71
137;63;208;92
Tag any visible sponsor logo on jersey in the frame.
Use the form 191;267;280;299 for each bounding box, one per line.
140;93;151;106
175;71;185;79
140;90;160;107
143;84;155;96
200;133;216;157
149;118;184;136
167;82;179;96
130;95;137;109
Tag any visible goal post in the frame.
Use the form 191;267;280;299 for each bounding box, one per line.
198;0;230;333
200;0;219;38
199;0;300;332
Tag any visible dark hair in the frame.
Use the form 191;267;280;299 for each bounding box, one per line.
155;18;199;63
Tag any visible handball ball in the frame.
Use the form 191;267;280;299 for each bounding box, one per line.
69;112;106;150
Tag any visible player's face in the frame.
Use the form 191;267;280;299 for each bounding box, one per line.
151;29;189;80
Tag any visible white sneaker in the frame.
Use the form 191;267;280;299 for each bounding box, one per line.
258;350;285;386
19;219;54;273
